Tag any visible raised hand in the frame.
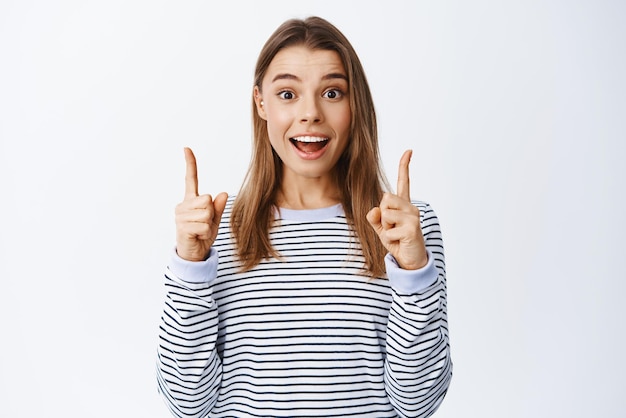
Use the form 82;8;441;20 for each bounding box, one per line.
366;150;428;270
175;147;228;261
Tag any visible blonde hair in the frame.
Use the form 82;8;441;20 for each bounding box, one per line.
231;16;390;277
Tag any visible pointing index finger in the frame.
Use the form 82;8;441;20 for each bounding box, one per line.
397;149;412;202
184;147;199;198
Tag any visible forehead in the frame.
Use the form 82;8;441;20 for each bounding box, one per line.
264;45;346;80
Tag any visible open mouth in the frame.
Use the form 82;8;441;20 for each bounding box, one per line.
289;136;330;153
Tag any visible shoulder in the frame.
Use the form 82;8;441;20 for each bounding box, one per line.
412;200;431;211
411;200;437;218
412;200;443;233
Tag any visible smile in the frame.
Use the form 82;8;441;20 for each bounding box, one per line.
289;136;330;154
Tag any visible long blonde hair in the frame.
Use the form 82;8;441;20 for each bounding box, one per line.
231;16;390;277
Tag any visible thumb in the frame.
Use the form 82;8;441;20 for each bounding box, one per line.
366;207;383;236
212;192;229;227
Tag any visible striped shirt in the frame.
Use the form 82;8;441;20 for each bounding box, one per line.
157;198;452;417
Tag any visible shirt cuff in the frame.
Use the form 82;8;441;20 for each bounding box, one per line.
385;250;438;294
168;247;219;284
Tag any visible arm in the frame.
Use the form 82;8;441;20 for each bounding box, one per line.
158;148;228;417
383;202;452;417
156;250;222;418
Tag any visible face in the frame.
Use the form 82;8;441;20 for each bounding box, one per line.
254;45;351;184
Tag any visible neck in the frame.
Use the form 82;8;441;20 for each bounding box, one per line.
277;173;341;210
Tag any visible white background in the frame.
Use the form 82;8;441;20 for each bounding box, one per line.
1;1;625;417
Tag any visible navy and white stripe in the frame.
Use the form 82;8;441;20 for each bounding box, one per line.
157;197;452;417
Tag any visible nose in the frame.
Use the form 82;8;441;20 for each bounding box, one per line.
299;96;322;124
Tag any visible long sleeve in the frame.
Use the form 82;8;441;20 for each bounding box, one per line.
156;200;452;417
156;250;222;418
383;202;453;417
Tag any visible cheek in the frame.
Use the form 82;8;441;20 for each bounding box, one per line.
266;124;284;150
335;107;352;138
265;109;291;138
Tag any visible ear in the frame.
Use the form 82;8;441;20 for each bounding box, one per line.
253;86;267;120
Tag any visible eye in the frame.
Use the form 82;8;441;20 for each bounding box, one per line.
323;89;344;100
278;90;295;100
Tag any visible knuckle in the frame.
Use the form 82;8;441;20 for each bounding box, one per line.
199;211;212;223
197;223;210;236
196;195;210;206
175;201;186;213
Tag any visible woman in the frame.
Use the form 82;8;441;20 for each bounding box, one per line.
157;16;452;418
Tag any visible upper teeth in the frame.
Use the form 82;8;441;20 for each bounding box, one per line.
292;136;328;143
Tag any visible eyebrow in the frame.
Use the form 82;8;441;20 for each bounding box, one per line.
271;72;348;83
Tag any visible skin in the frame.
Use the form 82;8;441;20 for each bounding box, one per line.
175;46;428;270
366;149;428;270
175;147;228;262
254;46;352;209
